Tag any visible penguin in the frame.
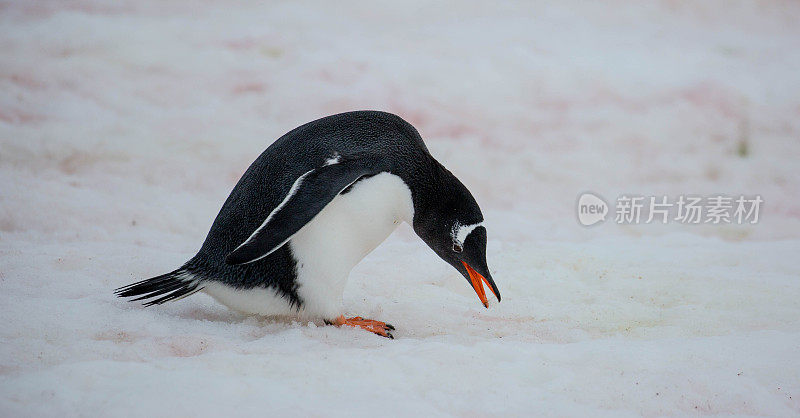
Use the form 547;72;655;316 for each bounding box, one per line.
116;110;500;338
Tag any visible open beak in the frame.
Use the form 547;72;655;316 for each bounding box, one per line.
461;261;500;308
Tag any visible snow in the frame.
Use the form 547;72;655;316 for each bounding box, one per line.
2;0;800;416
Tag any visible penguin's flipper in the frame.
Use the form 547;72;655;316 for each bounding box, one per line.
225;155;381;265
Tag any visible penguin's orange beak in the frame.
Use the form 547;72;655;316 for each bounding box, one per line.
461;261;499;308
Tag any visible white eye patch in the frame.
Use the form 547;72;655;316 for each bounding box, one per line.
451;221;484;247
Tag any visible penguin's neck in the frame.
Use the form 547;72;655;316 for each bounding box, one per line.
404;159;450;223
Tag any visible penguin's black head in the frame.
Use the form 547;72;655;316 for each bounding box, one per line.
413;169;500;308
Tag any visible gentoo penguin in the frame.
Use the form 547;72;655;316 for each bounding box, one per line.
116;110;500;338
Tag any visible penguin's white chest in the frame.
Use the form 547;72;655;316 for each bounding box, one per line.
203;172;414;319
289;172;414;318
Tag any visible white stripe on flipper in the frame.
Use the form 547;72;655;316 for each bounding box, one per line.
452;221;484;246
231;156;359;265
231;167;316;258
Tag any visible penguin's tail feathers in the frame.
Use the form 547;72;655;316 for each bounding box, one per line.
115;268;204;307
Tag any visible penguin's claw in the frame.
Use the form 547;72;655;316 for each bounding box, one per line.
333;315;394;339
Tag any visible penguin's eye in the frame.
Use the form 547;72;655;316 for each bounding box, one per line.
452;243;463;253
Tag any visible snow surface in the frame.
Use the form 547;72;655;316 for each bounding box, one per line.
2;0;800;416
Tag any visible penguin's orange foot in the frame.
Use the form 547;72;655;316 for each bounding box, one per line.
331;315;395;339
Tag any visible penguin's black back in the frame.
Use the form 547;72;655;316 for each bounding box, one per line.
186;111;436;305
